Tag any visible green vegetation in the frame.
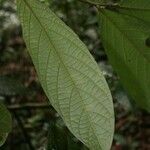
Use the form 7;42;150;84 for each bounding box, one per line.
0;0;149;149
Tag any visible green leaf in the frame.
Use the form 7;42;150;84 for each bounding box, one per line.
99;0;150;111
17;0;114;149
0;103;12;146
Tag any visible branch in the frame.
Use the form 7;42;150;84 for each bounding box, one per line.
78;0;119;8
7;103;51;110
78;0;106;6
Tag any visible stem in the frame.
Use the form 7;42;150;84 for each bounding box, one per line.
78;0;105;5
78;0;120;9
7;103;51;110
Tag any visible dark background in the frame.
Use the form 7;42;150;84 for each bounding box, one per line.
0;0;149;149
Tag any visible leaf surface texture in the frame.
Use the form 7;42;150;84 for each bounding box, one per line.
17;0;114;149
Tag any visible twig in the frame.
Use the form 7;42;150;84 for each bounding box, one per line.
78;0;92;5
78;0;106;6
78;0;119;9
7;103;51;110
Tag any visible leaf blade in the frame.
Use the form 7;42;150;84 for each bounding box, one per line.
99;2;150;111
17;0;114;149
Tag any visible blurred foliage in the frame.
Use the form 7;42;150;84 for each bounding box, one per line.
0;0;149;150
0;75;27;96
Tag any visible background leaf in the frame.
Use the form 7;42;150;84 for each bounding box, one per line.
17;0;114;149
99;0;150;111
0;103;12;146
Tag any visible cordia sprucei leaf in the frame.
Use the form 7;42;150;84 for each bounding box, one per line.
16;0;114;149
0;103;12;147
99;0;150;111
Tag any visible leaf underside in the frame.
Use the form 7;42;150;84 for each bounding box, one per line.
0;103;12;146
17;0;114;149
99;0;150;111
